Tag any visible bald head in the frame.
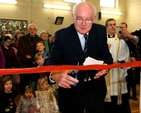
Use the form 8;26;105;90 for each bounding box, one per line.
73;2;96;18
72;2;96;34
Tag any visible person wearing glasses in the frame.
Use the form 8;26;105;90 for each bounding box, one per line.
17;23;42;94
44;2;113;113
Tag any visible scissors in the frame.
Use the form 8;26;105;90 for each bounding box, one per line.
72;62;79;86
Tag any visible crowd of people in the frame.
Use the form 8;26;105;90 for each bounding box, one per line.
0;1;140;113
0;23;57;113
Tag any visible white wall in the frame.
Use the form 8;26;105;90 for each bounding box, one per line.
88;0;125;27
0;0;137;35
125;0;141;32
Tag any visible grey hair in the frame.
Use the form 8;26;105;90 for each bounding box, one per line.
72;2;97;17
27;23;38;30
40;31;47;37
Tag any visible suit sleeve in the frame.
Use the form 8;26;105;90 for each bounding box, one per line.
99;26;113;64
44;32;63;65
17;36;28;64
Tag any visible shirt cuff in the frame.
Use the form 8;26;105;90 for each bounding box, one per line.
49;72;55;83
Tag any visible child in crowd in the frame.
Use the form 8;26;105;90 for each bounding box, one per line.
35;77;59;113
34;53;46;79
16;85;38;113
30;40;47;90
30;42;47;91
34;52;59;101
0;76;17;113
36;40;48;59
35;53;45;67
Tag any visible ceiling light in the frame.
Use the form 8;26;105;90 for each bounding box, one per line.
0;0;17;4
43;4;71;10
101;10;122;15
64;0;82;3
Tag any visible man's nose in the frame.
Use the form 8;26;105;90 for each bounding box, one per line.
82;20;86;25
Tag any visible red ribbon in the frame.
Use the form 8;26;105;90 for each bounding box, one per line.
0;61;141;76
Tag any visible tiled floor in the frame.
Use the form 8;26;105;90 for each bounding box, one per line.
130;84;140;113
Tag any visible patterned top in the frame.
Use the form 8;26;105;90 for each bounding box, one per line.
16;95;37;113
35;89;59;113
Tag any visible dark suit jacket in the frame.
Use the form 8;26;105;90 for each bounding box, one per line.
131;29;141;59
17;33;42;68
125;39;138;58
45;23;112;65
45;23;113;109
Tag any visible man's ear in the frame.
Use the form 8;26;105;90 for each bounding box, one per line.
36;29;38;33
72;13;75;22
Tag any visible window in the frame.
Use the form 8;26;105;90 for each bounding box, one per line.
64;0;83;4
100;0;116;8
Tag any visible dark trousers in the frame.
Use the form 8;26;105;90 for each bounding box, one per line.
20;74;31;94
135;67;140;84
126;68;137;97
59;79;106;113
104;93;131;113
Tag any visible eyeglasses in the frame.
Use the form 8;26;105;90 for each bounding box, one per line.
75;16;93;24
29;28;37;31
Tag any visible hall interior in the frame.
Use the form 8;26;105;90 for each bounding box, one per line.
0;0;141;113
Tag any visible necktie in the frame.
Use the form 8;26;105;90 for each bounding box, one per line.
83;34;88;58
83;34;91;81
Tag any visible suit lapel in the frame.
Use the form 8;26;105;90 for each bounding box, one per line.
87;27;97;55
68;24;98;60
69;25;84;60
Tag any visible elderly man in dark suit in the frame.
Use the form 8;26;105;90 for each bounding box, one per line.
44;2;113;113
17;23;42;93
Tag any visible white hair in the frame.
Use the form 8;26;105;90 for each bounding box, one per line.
40;31;47;37
27;23;38;30
72;2;97;17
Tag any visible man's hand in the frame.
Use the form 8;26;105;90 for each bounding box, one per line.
94;69;108;79
50;70;79;88
121;30;138;42
26;55;32;58
122;30;131;38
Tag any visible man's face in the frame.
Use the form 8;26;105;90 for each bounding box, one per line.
28;25;37;36
40;33;48;41
72;4;95;35
121;24;127;31
106;20;116;34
